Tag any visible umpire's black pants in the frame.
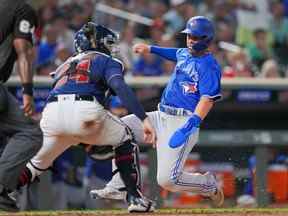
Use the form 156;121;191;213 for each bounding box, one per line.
0;83;42;191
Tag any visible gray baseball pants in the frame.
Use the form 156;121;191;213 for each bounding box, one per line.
0;83;42;191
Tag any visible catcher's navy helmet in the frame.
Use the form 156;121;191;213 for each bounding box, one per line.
181;16;215;51
74;22;119;55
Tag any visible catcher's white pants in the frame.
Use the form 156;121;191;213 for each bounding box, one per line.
108;111;217;196
28;94;131;179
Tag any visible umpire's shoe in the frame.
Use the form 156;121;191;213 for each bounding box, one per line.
0;189;18;212
127;194;155;213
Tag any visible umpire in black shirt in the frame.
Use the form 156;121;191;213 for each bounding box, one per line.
0;0;42;211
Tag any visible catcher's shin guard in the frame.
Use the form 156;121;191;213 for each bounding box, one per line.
114;140;141;198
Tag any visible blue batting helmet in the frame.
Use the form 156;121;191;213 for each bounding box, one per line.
181;16;215;51
74;22;119;55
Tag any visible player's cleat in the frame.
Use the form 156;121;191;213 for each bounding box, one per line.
127;194;155;213
210;187;224;207
204;172;224;207
0;190;18;212
90;186;127;201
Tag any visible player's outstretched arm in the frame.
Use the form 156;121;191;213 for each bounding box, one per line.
133;43;178;62
133;43;151;54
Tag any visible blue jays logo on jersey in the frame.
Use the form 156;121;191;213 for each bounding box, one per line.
177;59;199;82
180;81;198;94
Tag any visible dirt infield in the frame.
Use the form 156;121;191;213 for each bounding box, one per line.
4;214;288;216
2;209;288;216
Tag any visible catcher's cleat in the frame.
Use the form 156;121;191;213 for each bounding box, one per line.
127;194;155;213
90;186;127;201
0;190;18;212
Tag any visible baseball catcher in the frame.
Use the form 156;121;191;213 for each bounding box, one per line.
16;22;156;213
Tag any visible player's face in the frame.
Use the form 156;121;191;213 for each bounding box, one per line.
186;34;202;51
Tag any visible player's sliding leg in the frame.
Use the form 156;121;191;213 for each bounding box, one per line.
92;111;224;207
155;120;224;207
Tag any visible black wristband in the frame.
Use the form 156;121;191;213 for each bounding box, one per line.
22;83;33;96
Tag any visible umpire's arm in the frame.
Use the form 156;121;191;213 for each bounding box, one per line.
14;38;35;116
14;38;34;87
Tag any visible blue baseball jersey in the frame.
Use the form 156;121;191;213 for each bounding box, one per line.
151;46;222;112
49;51;123;106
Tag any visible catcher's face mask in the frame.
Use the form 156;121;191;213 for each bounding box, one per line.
102;32;120;56
74;22;120;56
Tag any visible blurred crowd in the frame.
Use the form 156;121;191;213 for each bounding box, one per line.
27;0;288;78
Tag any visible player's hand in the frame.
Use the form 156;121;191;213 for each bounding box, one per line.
168;115;201;148
169;127;197;148
22;94;35;117
143;117;157;147
133;43;150;55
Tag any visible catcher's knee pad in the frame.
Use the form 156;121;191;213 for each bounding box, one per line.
115;140;141;197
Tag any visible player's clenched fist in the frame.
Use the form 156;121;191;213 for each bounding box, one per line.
142;117;157;147
132;43;150;54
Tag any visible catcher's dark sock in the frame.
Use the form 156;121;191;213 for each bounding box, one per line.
17;167;32;189
115;141;141;198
